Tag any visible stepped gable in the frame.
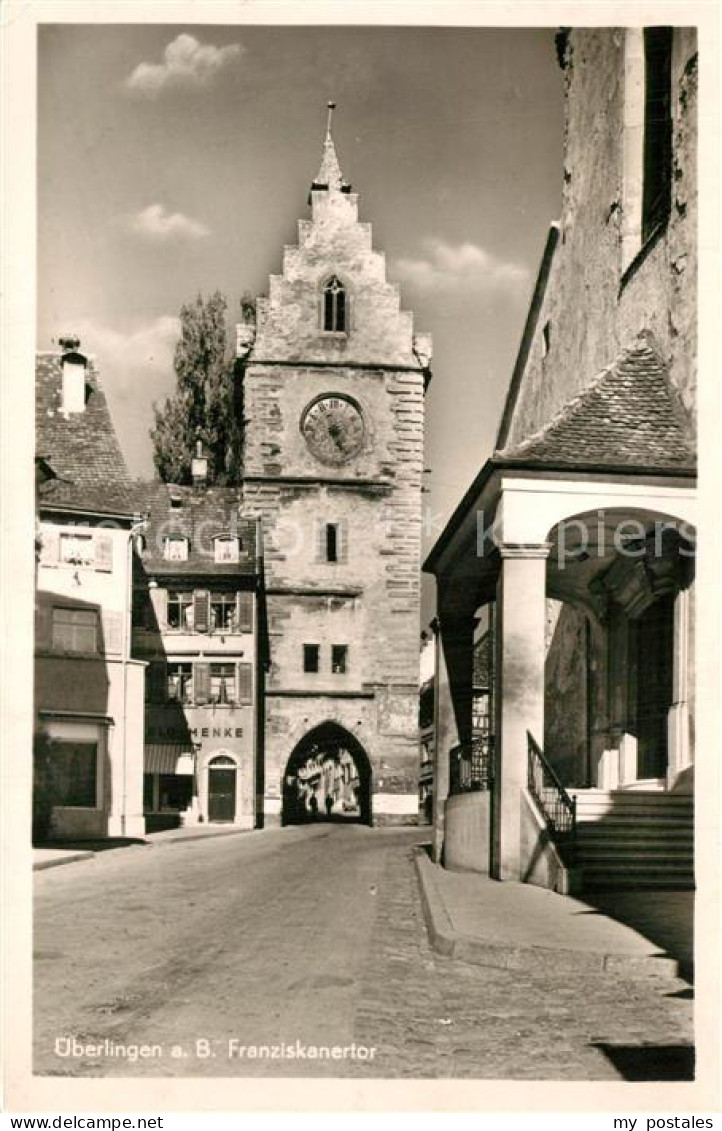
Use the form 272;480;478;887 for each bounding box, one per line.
496;334;696;471
35;351;136;515
133;480;257;578
249;109;426;370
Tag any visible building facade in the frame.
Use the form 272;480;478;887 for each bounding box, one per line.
132;481;267;831
425;28;697;890
237;114;432;825
34;343;146;840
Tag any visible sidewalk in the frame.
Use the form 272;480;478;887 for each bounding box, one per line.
414;848;693;981
33;823;251;871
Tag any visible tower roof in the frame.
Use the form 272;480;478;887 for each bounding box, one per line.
310;102;351;196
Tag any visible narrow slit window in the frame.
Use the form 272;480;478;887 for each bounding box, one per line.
326;523;338;563
642;27;673;242
323;276;347;332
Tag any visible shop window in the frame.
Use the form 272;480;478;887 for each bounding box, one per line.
143;773;155;812
332;645;348;674
51;607;99;653
167;590;193;630
214;536;240;564
158;774;193;812
163;536;189;562
210;662;236;704
167;662;193;704
303;644;320;673
50;741;98;807
322;276;347;332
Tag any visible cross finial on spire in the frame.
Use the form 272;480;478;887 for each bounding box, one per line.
310;100;349;197
326;101;336;140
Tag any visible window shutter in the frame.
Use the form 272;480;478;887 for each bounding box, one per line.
194;662;210;705
237;591;253;632
94;534;113;572
316;521;326;563
237;662;253;704
337;519;349;564
194;590;210;634
148;660;166;704
149;587;167;629
39;529;59;567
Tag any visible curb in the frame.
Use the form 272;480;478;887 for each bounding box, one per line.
146;827;252;847
33;851;94;872
33;827;253;871
413;847;681;980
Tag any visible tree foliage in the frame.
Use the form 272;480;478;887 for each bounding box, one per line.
151;291;245;485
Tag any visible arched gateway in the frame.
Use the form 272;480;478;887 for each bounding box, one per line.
281;722;372;826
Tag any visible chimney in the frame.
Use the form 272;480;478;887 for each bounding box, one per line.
59;335;88;415
191;438;209;488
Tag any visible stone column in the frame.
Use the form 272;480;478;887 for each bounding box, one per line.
667;585;692;785
432;603;474;864
492;544;550;881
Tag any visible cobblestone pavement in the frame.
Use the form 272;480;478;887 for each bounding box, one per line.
34;825;692;1080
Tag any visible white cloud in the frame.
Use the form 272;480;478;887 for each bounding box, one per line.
125;33;243;97
394;238;529;292
128;203;210;241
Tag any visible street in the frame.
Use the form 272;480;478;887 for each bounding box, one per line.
34;826;693;1079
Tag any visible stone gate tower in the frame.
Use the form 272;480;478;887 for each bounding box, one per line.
238;108;431;825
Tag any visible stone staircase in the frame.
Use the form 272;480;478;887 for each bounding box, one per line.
572;789;695;890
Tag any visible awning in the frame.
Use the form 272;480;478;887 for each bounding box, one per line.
145;745;195;775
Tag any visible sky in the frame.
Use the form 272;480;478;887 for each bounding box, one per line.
37;23;564;622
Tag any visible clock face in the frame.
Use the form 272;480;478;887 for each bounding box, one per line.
301;395;365;465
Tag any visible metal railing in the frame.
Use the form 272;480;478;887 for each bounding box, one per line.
526;731;577;841
449;735;494;795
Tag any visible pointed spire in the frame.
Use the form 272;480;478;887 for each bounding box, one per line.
310;101;350;196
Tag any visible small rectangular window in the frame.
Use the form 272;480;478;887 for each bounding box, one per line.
59;533;94;567
332;645;348;674
51;607;99;653
167;662;193;704
50;741;98;807
164;536;189;561
214;537;240;564
210;662;236;704
326;523;339;563
303;644;320;673
211;592;239;632
167;591;193;630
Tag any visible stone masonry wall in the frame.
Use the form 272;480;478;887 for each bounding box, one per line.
506;27;697;447
241;156;428;818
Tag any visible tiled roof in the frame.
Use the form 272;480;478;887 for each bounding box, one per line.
496;334;696;470
133;480;259;578
36;352;136;515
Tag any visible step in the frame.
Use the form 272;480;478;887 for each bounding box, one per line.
581;876;695;891
574;793;693;808
576;845;694;859
576;826;694;841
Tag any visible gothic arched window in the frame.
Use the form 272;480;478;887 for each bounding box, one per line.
322;276;347;333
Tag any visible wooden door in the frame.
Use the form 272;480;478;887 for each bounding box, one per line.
208;767;236;822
